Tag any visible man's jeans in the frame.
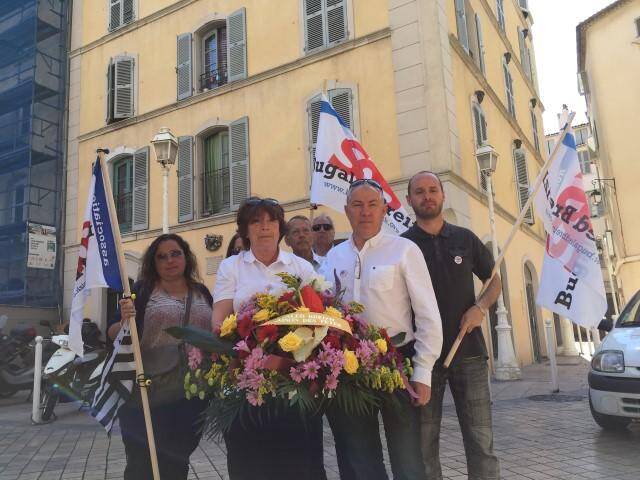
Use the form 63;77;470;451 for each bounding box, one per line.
422;357;500;480
328;398;426;480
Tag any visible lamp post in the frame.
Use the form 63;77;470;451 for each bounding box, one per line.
151;127;178;234
476;145;521;380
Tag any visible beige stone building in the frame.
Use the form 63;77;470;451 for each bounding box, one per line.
64;0;553;371
577;0;640;305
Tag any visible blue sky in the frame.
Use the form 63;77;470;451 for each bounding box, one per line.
529;0;616;133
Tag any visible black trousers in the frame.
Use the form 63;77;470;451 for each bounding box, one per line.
119;398;206;480
224;409;327;480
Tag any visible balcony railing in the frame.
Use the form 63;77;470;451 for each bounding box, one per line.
201;168;230;217
199;67;227;92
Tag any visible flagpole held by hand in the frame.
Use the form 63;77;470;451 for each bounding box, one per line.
97;149;161;480
443;112;577;368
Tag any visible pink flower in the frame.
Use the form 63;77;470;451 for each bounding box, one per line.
187;347;203;369
325;374;339;390
290;366;304;383
233;340;251;353
302;361;320;380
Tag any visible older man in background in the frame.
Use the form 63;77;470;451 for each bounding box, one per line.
285;215;322;271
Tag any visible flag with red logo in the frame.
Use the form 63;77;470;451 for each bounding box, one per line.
69;159;123;356
533;121;606;328
310;95;412;234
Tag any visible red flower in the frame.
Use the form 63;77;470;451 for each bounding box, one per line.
323;333;342;350
237;316;253;338
344;335;360;351
278;291;297;304
300;285;324;313
256;324;279;344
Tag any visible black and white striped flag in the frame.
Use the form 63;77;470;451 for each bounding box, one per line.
91;325;136;433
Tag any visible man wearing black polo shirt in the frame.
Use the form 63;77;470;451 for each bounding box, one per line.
402;171;501;480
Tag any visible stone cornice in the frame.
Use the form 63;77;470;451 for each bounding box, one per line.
449;34;545;168
76;28;392;142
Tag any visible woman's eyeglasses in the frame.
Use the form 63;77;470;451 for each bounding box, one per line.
312;224;333;232
245;197;279;207
156;250;184;262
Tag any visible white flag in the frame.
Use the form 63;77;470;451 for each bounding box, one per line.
310;95;413;234
69;159;123;356
533;124;606;328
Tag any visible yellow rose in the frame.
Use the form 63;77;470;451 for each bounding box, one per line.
343;349;359;375
296;306;310;313
375;339;388;354
220;313;237;337
324;306;343;319
279;332;304;352
253;308;271;323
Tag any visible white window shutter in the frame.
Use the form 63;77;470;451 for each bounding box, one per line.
472;104;486;147
176;33;192;100
132;147;149;231
106;60;114;122
305;0;325;51
455;0;469;52
109;0;122;31
227;8;247;82
475;14;485;74
122;0;134;25
503;61;515;117
113;56;134;119
229;117;249;210
329;88;352;130
177;136;194;222
514;149;534;224
496;0;505;31
308;96;322;178
465;1;479;63
326;0;347;46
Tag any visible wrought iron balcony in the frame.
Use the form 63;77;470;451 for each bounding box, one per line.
199;68;228;92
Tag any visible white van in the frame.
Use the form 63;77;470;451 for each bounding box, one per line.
589;290;640;430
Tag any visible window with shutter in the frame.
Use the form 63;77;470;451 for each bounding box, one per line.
132;147;149;231
513;149;534;224
177;33;193;100
518;27;532;81
304;0;347;53
112;155;133;233
178;136;194;222
110;56;134;121
503;60;515;117
455;0;469;52
227;8;247;82
109;0;135;32
475;14;485;74
578;150;591;174
201;131;230;216
229;118;250;210
472;103;487;147
496;0;505;32
530;110;540;153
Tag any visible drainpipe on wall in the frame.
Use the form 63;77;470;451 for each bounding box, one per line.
614;255;640;276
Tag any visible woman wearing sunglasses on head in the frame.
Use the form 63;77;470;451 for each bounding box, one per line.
108;234;213;479
212;197;327;479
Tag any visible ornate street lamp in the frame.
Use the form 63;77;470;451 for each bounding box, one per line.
475;145;521;380
151;127;178;233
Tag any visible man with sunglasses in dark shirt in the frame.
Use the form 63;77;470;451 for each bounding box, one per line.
402;171;501;480
311;213;335;261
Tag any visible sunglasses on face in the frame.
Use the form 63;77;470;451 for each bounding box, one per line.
349;178;383;193
312;224;333;232
245;197;280;207
156;250;184;262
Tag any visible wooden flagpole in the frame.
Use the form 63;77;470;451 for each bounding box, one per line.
443;112;577;368
97;149;161;480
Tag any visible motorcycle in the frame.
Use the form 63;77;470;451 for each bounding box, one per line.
40;319;106;421
0;321;57;399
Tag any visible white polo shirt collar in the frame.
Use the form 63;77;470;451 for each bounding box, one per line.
242;248;292;267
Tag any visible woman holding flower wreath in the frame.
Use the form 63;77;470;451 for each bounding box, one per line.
211;197;327;479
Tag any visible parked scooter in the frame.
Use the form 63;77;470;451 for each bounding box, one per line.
0;322;57;399
40;319;106;421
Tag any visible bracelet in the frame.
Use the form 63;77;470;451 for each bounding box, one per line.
474;302;488;316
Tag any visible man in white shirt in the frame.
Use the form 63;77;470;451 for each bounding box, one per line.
321;179;443;480
311;213;335;261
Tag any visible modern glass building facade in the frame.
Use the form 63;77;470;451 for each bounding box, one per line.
0;0;68;309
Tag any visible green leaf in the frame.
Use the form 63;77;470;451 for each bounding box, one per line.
165;325;237;355
389;332;406;346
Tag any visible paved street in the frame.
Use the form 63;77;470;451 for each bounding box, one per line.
1;357;638;480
